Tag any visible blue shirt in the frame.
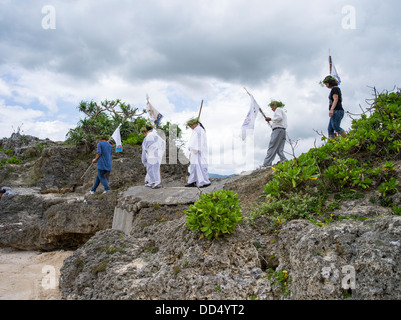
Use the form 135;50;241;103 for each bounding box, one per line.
97;141;113;171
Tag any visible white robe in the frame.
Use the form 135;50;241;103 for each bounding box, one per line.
187;125;210;187
141;130;166;186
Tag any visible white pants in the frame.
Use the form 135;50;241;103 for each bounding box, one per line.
188;152;210;187
145;162;161;186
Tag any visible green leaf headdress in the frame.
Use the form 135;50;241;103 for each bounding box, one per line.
319;75;338;87
268;100;285;108
185;117;199;129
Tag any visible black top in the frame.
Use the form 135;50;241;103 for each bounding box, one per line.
329;87;343;111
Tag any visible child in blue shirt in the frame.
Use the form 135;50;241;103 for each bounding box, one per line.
90;137;113;194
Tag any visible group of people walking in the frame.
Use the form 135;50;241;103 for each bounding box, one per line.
89;75;345;194
89;116;212;194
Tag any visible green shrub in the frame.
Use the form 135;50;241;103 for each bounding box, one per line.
123;132;146;146
249;192;325;229
185;190;243;240
263;154;319;197
268;268;292;296
6;156;22;165
378;177;399;197
0;148;13;156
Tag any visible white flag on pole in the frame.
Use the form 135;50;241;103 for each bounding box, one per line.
111;124;123;152
331;63;341;85
146;97;163;126
241;93;259;140
330;56;342;85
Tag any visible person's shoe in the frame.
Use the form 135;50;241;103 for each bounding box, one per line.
103;190;109;194
152;185;161;189
144;184;153;188
185;182;196;188
90;191;95;195
200;183;211;188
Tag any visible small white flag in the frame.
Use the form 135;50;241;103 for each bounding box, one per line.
331;63;341;85
330;56;342;85
146;97;163;126
241;93;260;140
111;124;123;152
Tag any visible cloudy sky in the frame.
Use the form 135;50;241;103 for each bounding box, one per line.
1;0;400;175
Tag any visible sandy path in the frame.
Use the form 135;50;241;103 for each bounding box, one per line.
0;247;73;300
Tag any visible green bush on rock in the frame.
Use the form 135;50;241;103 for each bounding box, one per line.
185;190;243;240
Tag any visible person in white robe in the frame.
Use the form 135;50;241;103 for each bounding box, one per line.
141;126;166;189
185;118;211;188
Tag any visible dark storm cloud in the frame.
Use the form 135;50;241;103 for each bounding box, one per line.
0;0;350;85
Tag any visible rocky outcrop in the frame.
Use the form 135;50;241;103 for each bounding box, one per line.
60;213;271;300
0;133;188;251
59;209;401;300
0;188;117;251
276;216;401;300
59;174;401;300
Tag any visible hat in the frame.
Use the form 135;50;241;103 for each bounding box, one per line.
268;100;285;108
185;118;199;128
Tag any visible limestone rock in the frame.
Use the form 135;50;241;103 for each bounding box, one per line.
0;189;117;251
276;217;401;299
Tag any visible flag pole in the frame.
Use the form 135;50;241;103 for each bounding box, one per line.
160;167;164;188
80;162;94;180
197;100;204;121
329;49;332;74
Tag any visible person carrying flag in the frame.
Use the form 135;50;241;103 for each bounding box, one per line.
263;100;287;168
322;75;346;139
90;135;113;194
185;118;211;188
141;125;166;189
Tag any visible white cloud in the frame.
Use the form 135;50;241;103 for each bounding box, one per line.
0;78;12;97
0;101;43;138
26;120;73;141
0;0;400;175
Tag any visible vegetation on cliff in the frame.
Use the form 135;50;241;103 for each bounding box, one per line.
250;88;401;231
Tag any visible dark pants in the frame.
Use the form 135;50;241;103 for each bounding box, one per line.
91;169;111;192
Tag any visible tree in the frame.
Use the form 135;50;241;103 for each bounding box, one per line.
66;99;145;147
66;99;183;150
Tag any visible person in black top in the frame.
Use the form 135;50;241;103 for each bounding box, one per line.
323;76;347;139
